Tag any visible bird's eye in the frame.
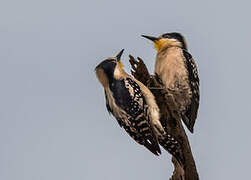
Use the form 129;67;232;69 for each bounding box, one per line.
162;34;170;38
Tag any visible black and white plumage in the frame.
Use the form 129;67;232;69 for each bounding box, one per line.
95;49;184;164
142;33;200;133
182;49;200;131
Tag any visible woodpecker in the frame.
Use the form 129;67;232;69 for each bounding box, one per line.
142;32;200;133
95;49;184;164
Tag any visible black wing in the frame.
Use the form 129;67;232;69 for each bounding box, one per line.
110;77;161;155
182;50;200;133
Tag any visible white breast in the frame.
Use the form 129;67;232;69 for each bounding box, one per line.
155;47;189;89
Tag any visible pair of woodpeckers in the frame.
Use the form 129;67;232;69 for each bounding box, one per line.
95;32;200;165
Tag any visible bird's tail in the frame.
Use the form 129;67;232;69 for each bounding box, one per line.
150;119;184;165
182;114;194;133
158;133;185;166
142;127;162;156
144;139;161;156
123;124;161;156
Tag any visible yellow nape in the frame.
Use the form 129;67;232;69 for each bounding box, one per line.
154;39;171;51
118;61;124;69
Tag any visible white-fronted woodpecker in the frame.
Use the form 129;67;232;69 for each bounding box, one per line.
95;49;184;164
142;32;200;133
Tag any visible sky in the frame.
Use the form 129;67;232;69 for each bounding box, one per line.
1;0;251;179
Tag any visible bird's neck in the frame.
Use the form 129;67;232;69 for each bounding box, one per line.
113;67;129;80
156;45;182;55
155;40;182;52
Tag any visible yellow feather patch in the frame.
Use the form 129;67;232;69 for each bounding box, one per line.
118;61;124;69
154;39;171;51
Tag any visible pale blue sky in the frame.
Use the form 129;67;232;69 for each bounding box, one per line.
1;0;251;179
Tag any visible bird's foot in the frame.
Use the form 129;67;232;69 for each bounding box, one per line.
146;75;165;90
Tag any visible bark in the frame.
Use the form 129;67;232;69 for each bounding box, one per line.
129;55;199;180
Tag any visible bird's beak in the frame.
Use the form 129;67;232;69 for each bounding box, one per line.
116;49;124;62
141;35;159;42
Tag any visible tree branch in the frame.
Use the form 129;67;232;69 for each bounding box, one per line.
129;55;199;180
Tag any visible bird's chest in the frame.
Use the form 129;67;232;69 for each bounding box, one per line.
155;51;189;90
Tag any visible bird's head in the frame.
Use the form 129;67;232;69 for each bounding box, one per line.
141;32;187;52
95;49;125;87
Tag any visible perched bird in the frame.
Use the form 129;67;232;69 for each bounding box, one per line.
95;49;184;164
142;33;200;133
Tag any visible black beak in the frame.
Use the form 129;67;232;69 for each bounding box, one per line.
116;49;124;61
141;35;159;42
